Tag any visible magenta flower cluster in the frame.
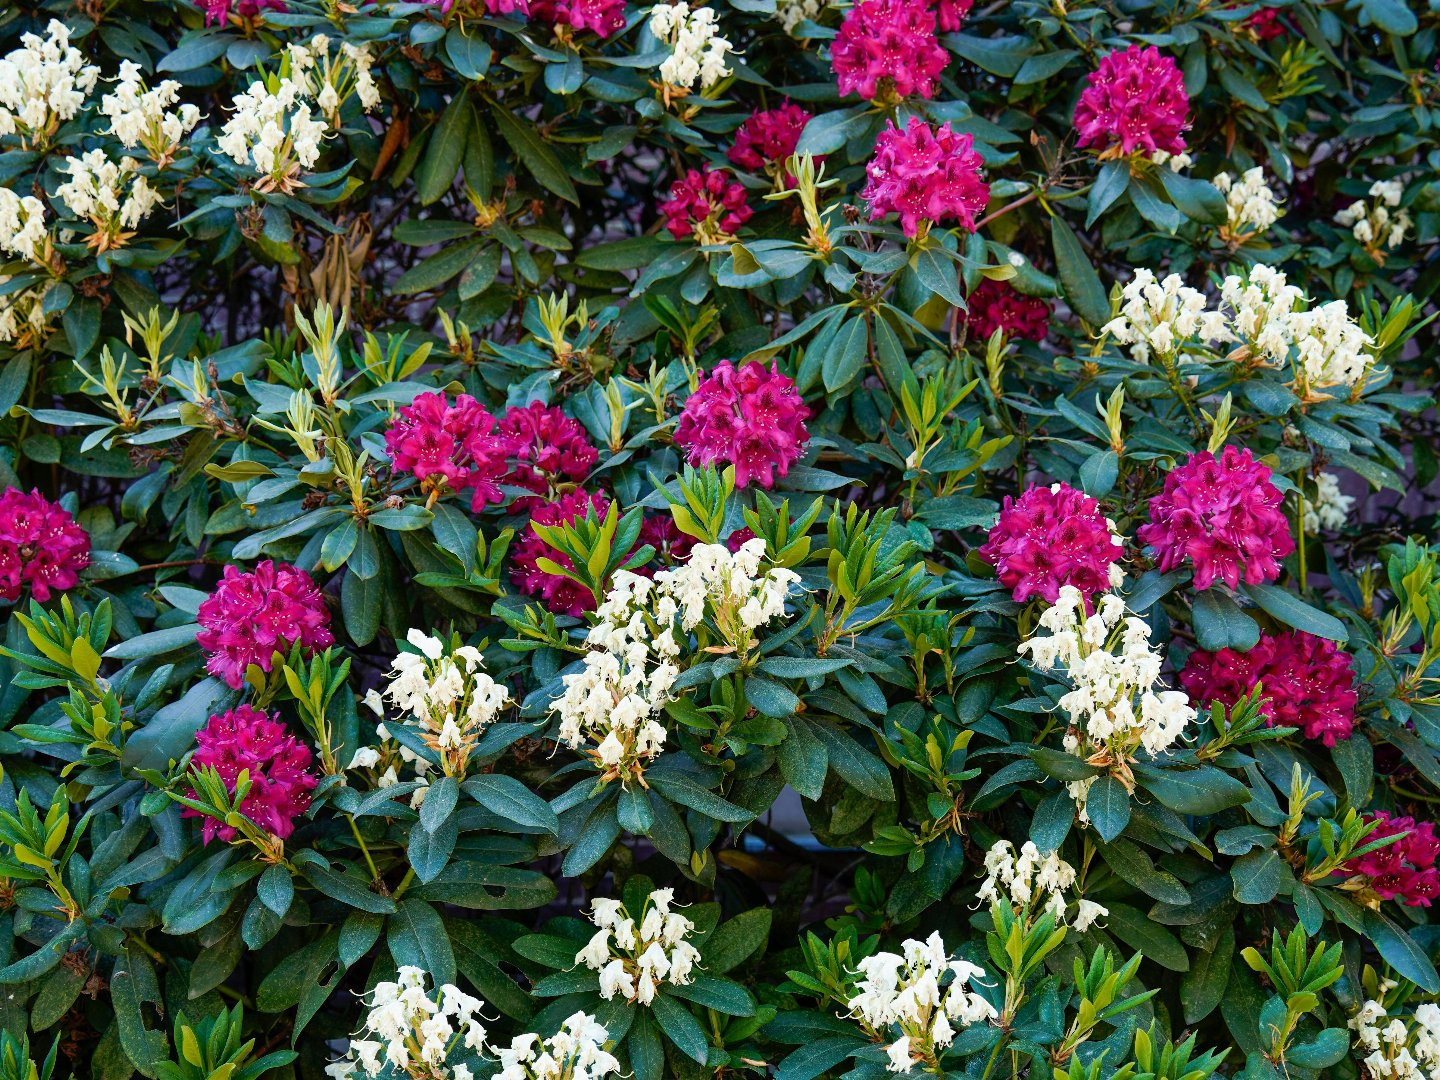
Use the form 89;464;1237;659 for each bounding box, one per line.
728;103;813;179
0;488;91;604
1179;630;1358;747
935;0;973;30
196;560;334;689
966;279;1052;342
385;391;514;510
674;361;811;490
1073;45;1190;157
862;117;991;238
511;488;611;617
530;0;627;35
185;705;317;844
1136;446;1294;591
199;0;286;25
660;167;753;241
978;483;1123;606
1344;811;1440;907
499;401;599;506
831;0;949;102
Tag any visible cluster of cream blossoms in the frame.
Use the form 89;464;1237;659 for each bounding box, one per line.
1019;586;1195;820
551;539;797;784
976;840;1108;931
1105;263;1377;396
1214;166;1281;242
1335;179;1410;256
286;34;383;124
845;932;997;1074
493;1012;620;1080
54;148;162;252
774;0;826;32
574;889;702;1005
1349;981;1440;1080
329;967;488;1080
100;61;202;164
649;3;735;92
0;189;49;263
1303;471;1355;535
0;20;98;147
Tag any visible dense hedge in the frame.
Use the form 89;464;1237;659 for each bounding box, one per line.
0;0;1439;1078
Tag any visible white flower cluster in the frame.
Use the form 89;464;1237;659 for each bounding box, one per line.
330;966;488;1080
1350;983;1440;1080
1019;587;1194;819
975;840;1108;931
650;3;734;91
379;628;512;778
217;72;329;188
845;932;996;1074
54;149;162;248
1335;179;1410;253
775;0;826;32
493;1012;620;1080
0;21;99;146
1303;471;1354;535
1149;150;1192;173
574;889;701;1005
100;61;201;163
552;539;796;781
1102;269;1231;364
0;189;48;263
1214;167;1281;239
286;35;382;122
0;279;54;345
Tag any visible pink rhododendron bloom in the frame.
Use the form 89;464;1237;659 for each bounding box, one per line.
965;279;1052;342
198;0;286;25
660;167;752;243
728;102;813;179
384;391;515;510
531;0;627;36
1136;446;1294;591
1341;811;1440;907
184;705;317;844
638;515;696;567
1073;45;1190;157
511;489;609;617
862;117;990;238
831;0;949;102
935;0;973;30
499;401;599;506
431;0;528;12
0;488;90;603
1243;6;1286;38
674;361;811;490
196;561;334;689
1179;630;1358;746
978;483;1123;606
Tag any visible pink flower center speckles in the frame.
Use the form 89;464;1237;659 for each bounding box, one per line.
861;116;990;239
978;483;1123;606
384;391;516;511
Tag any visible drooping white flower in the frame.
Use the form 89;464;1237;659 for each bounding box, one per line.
650;3;734;91
494;1011;620;1080
0;189;48;263
574;890;701;1007
1303;472;1354;535
217;72;330;189
328;967;487;1080
1335;179;1410;253
54;149;162;249
976;840;1108;929
0;20;99;148
1102;269;1232;365
100;60;201;163
1213;166;1281;240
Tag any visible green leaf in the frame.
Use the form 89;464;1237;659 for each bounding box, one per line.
1357;0;1417;32
1363;909;1440;991
666;974;755;1016
1231;847;1291;905
1192;589;1261;652
416;91;470;206
810;721;894;801
1181;925;1234;1023
1104;902;1189;971
1086;776;1131;842
648;775;754;822
1134;763;1251;815
388;898;456;988
1050;216;1109;326
1242;584;1348;642
492;104;579;204
651;992;710;1064
701;908;771;974
463;774;560;833
1160;170;1227;225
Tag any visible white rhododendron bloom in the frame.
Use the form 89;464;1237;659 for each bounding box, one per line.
845;932;996;1073
1349;982;1440;1080
100;61;201;163
0;189;48;263
976;840;1108;930
1214;166;1280;239
287;34;382;122
1218;262;1304;365
775;0;826;32
1149;149;1191;172
54;149;162;251
650;3;734;91
1304;472;1354;535
493;1012;620;1080
217;72;329;190
1286;298;1376;392
1019;586;1194;821
1102;269;1231;364
0;20;99;147
552;538;797;782
1335;178;1410;253
574;889;701;1006
380;628;512;777
0;279;54;346
328;966;487;1080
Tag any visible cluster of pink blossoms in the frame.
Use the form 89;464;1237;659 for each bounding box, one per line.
1073;45;1190;157
639;516;695;565
728;103;813;180
979;483;1124;606
1343;811;1440;907
499;401;599;506
385;392;514;510
0;488;91;604
862;118;990;238
965;279;1052;342
935;0;973;30
1179;630;1358;746
660;167;753;243
1136;447;1294;591
511;489;610;617
428;0;623;32
674;361;811;490
831;0;949;102
185;705;317;844
199;0;286;25
196;561;334;689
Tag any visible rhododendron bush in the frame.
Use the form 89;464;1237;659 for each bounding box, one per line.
4;0;1440;1077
